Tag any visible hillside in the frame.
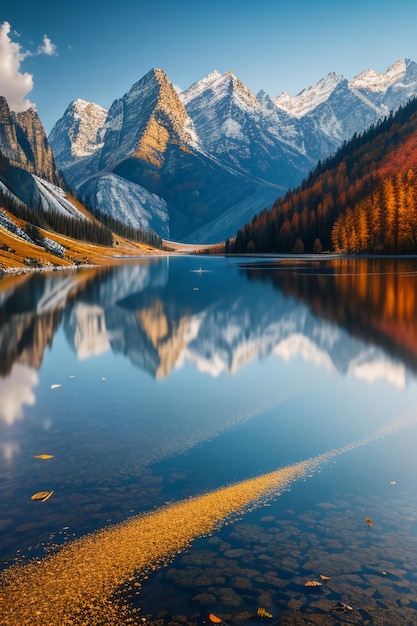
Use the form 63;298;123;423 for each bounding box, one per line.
231;97;417;254
0;205;167;272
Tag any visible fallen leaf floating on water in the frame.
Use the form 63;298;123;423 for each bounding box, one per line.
257;607;273;618
320;574;331;580
31;490;54;502
33;454;54;460
390;481;396;485
31;491;50;500
208;614;222;624
305;580;322;587
50;384;61;390
333;601;353;613
41;490;54;502
365;516;374;527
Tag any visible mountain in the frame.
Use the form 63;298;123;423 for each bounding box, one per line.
275;59;417;148
48;98;108;189
0;95;105;268
51;68;282;242
0;94;168;271
179;69;315;186
0;96;64;188
0;95;100;265
0;95;86;217
0;95;71;214
232;94;417;254
49;59;417;244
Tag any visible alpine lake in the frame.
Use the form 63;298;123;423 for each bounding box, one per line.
1;255;417;626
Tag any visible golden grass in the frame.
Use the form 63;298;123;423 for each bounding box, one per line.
0;225;73;269
0;200;226;274
0;207;167;272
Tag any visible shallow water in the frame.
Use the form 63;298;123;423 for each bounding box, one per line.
0;255;417;624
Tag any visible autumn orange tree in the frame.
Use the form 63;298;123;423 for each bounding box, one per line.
231;97;417;255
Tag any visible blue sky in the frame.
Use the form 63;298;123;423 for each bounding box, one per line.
2;0;417;133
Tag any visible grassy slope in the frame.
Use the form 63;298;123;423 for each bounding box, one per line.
0;207;165;271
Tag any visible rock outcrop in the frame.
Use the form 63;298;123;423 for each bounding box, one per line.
0;96;64;188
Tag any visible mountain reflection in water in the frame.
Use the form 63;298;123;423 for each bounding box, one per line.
1;256;416;383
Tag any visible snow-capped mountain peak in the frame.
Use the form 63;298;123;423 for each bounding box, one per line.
99;67;200;172
181;69;260;112
349;59;407;92
225;70;261;110
48;98;108;162
180;70;222;105
275;72;345;118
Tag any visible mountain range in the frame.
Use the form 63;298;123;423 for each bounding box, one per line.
2;59;417;249
47;59;417;243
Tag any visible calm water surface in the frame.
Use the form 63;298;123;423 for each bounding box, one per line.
1;255;417;625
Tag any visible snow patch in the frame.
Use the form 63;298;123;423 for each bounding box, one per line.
350;60;407;92
43;237;65;257
93;174;169;236
222;118;245;140
69;99;107;157
0;205;33;243
180;70;223;105
33;177;87;220
275;73;344;118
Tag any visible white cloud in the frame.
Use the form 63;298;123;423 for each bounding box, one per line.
0;21;58;113
37;34;58;57
0;21;34;112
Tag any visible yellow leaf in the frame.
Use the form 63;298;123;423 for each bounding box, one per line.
208;614;222;624
320;574;331;580
365;516;373;527
305;580;322;587
257;607;273;618
34;454;54;460
31;491;50;500
31;490;54;502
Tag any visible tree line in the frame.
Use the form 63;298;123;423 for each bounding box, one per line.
230;96;417;255
91;207;162;248
0;183;163;249
0;187;113;246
